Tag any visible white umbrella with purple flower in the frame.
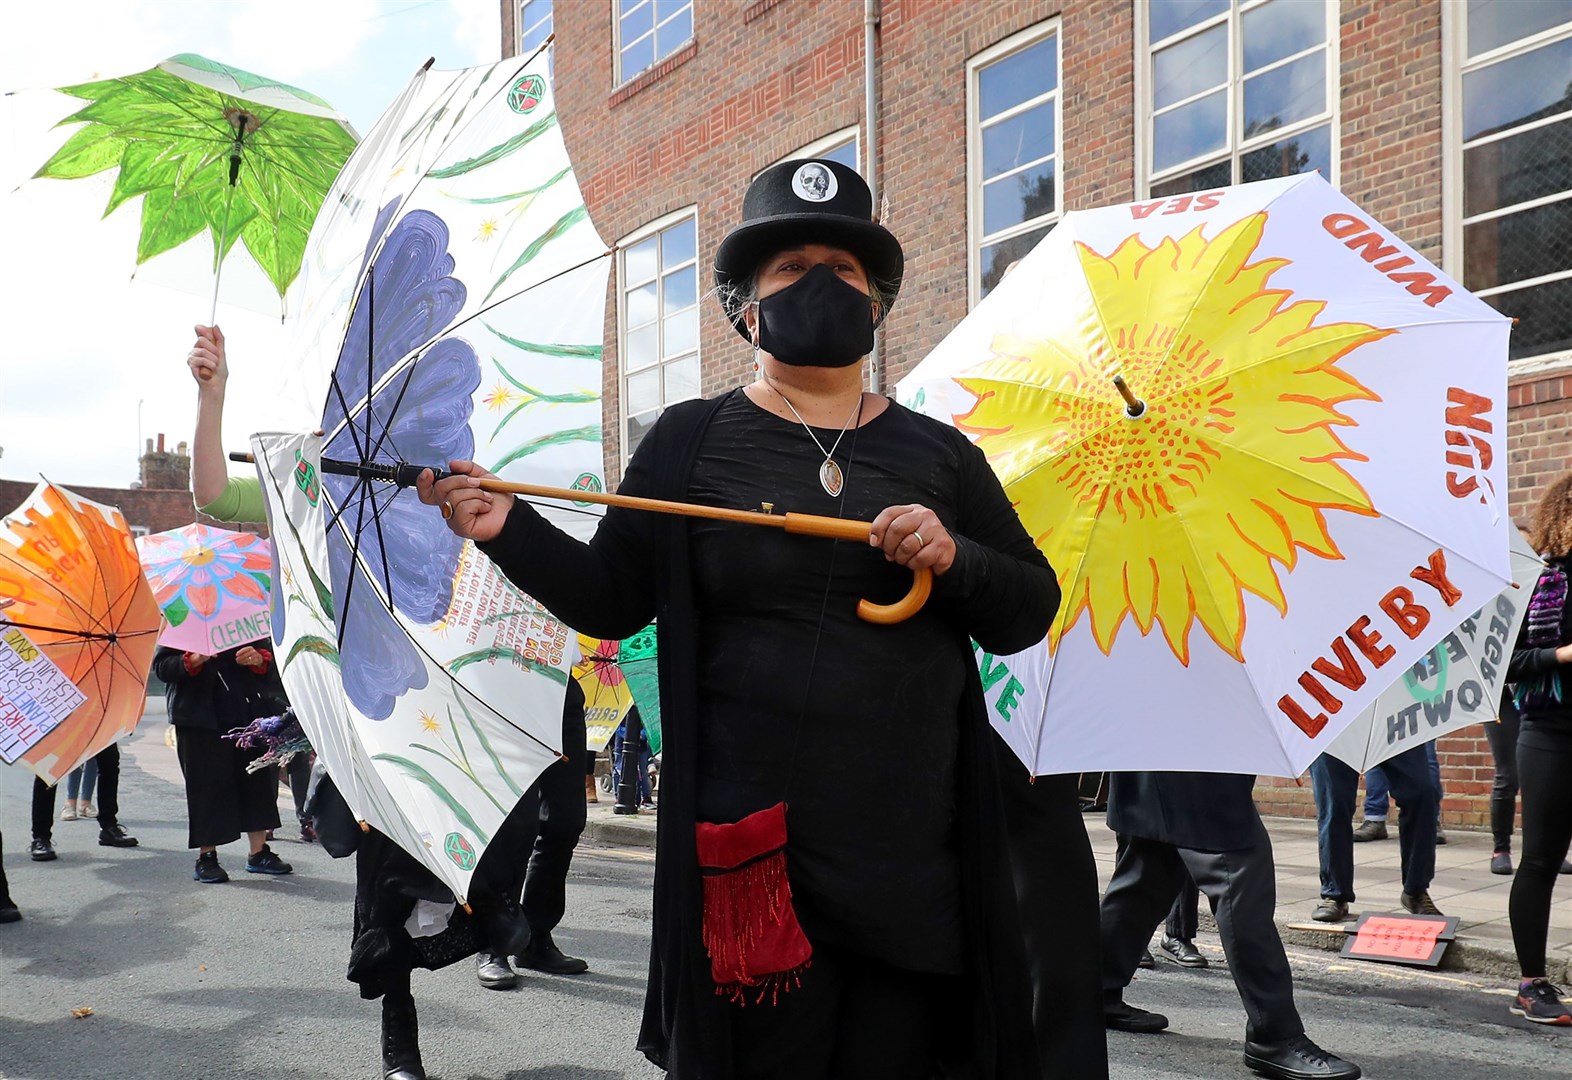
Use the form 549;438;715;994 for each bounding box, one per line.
250;47;611;903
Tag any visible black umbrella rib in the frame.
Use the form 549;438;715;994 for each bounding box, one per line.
366;356;422;465
111;75;233;142
334;481;373;654
0;618;150;642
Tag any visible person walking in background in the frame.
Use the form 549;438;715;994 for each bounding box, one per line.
57;758;98;821
28;743;138;861
1158;875;1209;968
1352;742;1446;845
1485;694;1572;877
1309;747;1442;922
152;641;293;883
1505;473;1572;1026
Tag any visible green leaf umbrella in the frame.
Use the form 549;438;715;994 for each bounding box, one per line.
32;53;357;317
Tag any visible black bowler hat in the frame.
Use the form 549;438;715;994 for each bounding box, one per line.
713;158;904;340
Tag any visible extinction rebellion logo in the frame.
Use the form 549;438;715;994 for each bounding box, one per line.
570;472;603;508
444;831;476;870
508;74;546;114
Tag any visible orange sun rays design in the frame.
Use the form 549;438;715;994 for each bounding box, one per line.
958;213;1391;664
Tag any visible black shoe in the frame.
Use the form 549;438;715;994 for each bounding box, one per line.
381;996;427;1080
193;852;229;884
482;899;532;958
29;838;56;862
476;950;518;989
245;845;293;875
1350;820;1387;842
516;933;589;975
1244;1034;1361;1079
98;824;139;848
1435;825;1447;846
0;902;20;924
1561;859;1572;875
1159;935;1209;968
1137;947;1155;969
1491;850;1514;875
1400;890;1442;916
1104;997;1169;1033
1312;899;1349;923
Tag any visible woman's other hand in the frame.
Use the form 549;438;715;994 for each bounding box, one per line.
869;503;956;576
189;325;227;392
234;645;265;667
417;460;512;542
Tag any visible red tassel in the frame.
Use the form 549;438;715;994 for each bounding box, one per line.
696;803;812;1004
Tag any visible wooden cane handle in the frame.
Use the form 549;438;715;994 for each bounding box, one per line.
782;512;933;624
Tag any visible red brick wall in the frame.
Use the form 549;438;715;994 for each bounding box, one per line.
0;480;268;537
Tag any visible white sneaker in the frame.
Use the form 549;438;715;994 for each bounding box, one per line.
60;803;78;821
78;802;96;819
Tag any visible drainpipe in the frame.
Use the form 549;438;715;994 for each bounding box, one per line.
864;0;883;393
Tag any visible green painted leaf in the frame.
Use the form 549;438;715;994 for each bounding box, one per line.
484;324;602;360
447;647;569;685
33;125;121;180
425;113;558;178
371;754;491;844
439;164;572;204
489;426;600;472
483;206;590;303
285;635;341;668
164;595;190;627
457;696;524;799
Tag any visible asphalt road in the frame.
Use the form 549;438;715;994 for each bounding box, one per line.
2;727;1568;1079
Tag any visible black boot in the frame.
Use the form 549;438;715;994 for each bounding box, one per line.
381;994;426;1080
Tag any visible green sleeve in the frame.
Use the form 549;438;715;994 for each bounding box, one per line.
198;476;266;523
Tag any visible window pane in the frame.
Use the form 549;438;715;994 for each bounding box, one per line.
626;281;657;328
1242;0;1327;73
663;310;697;358
1242;52;1326;136
1239;122;1331;183
1481;275;1572;358
1153;23;1227;110
620;0;653;41
979;37;1057;120
655;0;688;23
626;368;660;415
621;36;655;81
625;323;658;371
618;0;642;13
1150;159;1233;198
661;218;696;267
1464;197;1572;289
1149;0;1228;43
664;354;700;402
1465;116;1572;216
980;224;1053;298
1462;37;1572;140
819;139;859;172
662;266;696;315
523;24;551;52
1153;89;1227;172
982;100;1055;178
1468;0;1572;58
983;159;1056;237
656;8;693;59
626;411;658;459
625;237;658;285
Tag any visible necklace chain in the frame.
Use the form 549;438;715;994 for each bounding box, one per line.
767;382;863;497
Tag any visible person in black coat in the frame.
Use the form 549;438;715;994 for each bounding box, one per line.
1100;771;1360;1080
152;641;293;883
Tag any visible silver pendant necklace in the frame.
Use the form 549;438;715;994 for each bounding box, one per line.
769;384;863;498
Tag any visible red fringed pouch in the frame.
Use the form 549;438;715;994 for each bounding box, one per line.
695;801;812;1004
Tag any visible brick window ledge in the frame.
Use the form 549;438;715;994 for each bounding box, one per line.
743;0;788;23
610;39;699;107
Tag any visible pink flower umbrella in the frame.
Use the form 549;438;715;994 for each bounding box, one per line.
136;524;273;655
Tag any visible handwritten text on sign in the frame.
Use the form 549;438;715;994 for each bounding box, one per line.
0;628;85;764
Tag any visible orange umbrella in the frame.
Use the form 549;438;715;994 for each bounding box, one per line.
0;481;162;783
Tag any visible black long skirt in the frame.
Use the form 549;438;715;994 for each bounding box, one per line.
174;724;281;849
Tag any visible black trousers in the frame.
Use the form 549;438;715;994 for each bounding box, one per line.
175;725;281;849
472;683;588;940
1509;733;1572;977
1101;824;1303;1044
996;738;1109;1080
32;742;122;842
1165;874;1201;941
1484;698;1520;852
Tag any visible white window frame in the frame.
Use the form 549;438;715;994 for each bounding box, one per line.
614;0;694;86
616;206;702;468
1135;0;1341;199
768;126;861;175
517;0;552;56
1443;1;1572;373
966;20;1063;307
130;525;151;538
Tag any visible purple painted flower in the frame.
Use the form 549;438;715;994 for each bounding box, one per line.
319;201;481;719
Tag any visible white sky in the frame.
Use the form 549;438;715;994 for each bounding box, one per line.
0;0;501;488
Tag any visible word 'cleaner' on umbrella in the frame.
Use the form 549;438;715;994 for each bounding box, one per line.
901;172;1513;779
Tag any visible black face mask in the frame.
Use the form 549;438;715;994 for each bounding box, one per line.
755;263;876;368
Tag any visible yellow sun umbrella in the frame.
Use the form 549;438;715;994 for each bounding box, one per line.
573;634;636;752
901;173;1512;778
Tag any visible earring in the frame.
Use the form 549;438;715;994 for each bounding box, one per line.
752;333;761;375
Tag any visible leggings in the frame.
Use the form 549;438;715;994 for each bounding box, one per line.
1484;698;1520;852
1509;733;1572;977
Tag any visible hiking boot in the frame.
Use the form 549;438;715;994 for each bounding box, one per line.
98;824;138;847
1490;850;1513;875
585;775;598;804
245;845;293;875
381;995;427;1080
516;933;589;975
1511;979;1572;1025
1244;1033;1361;1078
193;852;229;884
1312;899;1349;923
1400;890;1442;916
476;950;517;989
1104;996;1169;1033
29;838;56;862
1351;820;1387;842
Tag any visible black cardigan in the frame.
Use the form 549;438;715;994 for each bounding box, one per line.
152;645;287;733
479;394;1055;1078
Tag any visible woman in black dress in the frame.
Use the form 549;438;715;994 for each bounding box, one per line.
423;158;1058;1078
